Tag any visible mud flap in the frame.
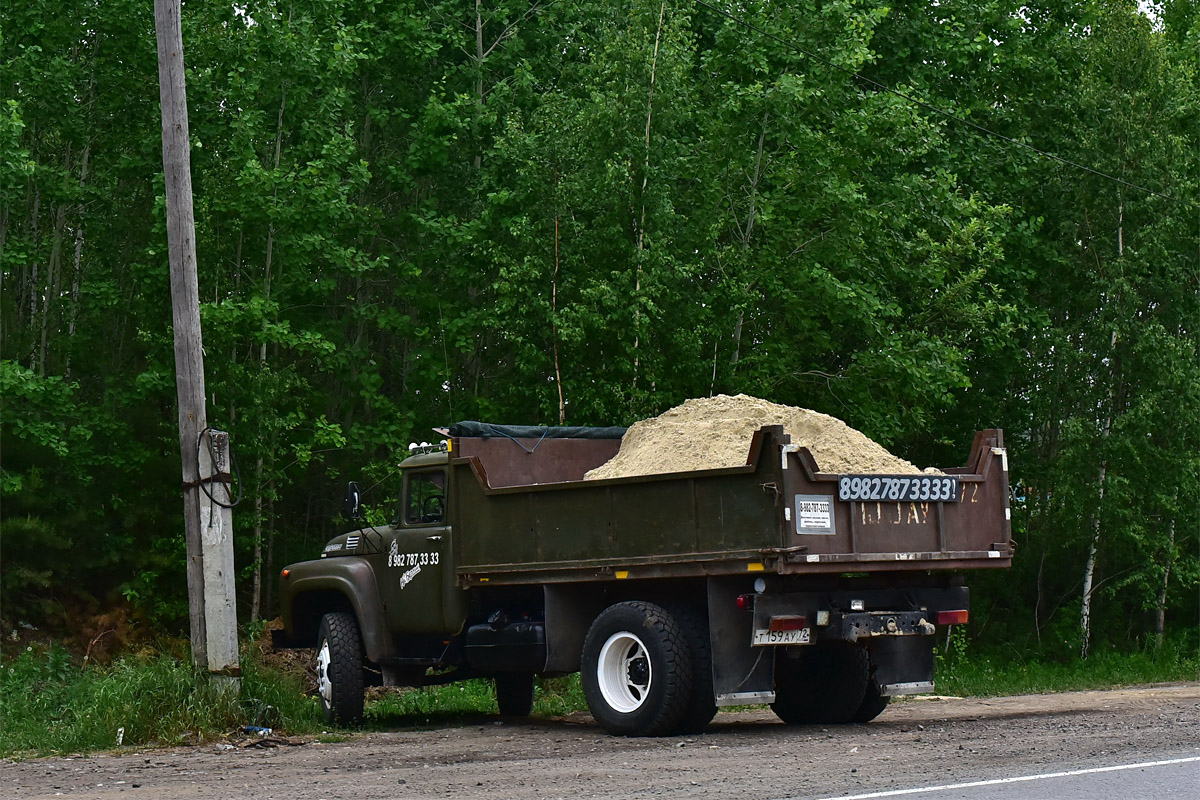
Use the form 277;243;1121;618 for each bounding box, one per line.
866;635;935;695
707;576;775;706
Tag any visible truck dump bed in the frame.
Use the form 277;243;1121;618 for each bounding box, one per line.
449;425;1012;585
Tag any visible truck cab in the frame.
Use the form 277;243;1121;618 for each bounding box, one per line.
279;445;467;650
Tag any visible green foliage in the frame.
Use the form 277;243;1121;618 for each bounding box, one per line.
9;636;1187;757
0;361;90;468
0;0;1195;662
366;678;498;723
533;674;588;717
936;635;1200;697
0;640;322;758
0;637;588;755
363;674;587;724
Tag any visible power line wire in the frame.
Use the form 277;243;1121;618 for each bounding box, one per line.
692;0;1177;203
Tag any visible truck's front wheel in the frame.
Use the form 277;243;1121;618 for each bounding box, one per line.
316;611;365;726
581;601;693;737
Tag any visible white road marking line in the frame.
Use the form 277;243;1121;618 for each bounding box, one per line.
811;755;1200;800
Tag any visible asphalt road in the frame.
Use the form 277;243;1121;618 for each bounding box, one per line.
3;683;1198;800
808;755;1200;800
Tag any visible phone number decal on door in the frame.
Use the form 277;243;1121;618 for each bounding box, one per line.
388;551;440;568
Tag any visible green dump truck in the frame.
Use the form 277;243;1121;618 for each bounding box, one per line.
275;422;1012;736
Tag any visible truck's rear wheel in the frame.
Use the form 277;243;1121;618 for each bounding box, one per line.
581;601;693;736
771;642;868;725
495;673;535;717
316;611;365;726
665;603;717;734
850;671;890;723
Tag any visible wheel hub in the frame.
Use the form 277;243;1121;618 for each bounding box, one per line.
627;657;649;688
316;640;333;705
597;631;652;713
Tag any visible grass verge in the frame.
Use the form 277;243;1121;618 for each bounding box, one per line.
4;640;1194;757
935;643;1199;697
0;642;322;758
363;673;586;727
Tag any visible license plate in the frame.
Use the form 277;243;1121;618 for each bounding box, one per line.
753;628;811;646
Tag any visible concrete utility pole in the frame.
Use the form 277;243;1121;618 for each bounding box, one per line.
154;0;239;682
198;429;240;676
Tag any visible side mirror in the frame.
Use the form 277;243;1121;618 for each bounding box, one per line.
343;481;363;520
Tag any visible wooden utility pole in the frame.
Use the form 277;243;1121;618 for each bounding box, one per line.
154;0;238;680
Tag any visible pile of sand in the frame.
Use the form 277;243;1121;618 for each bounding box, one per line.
584;394;924;479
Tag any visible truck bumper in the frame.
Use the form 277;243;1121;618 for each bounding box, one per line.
709;577;956;705
835;610;937;642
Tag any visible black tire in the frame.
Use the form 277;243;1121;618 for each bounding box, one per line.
316;611;365;726
495;673;535;717
664;603;717;734
580;601;694;737
771;642;869;725
849;672;890;723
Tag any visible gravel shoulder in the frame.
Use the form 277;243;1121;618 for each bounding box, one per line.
4;683;1198;800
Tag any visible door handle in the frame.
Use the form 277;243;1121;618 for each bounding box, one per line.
426;535;442;542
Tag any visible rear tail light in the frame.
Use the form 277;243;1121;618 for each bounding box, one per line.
936;609;969;625
768;616;808;632
735;594;754;611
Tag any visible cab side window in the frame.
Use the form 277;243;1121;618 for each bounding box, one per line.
404;471;446;525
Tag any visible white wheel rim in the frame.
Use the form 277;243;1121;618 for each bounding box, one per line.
596;631;652;714
316;640;333;705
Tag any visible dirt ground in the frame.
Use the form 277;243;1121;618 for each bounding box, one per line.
3;683;1198;800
